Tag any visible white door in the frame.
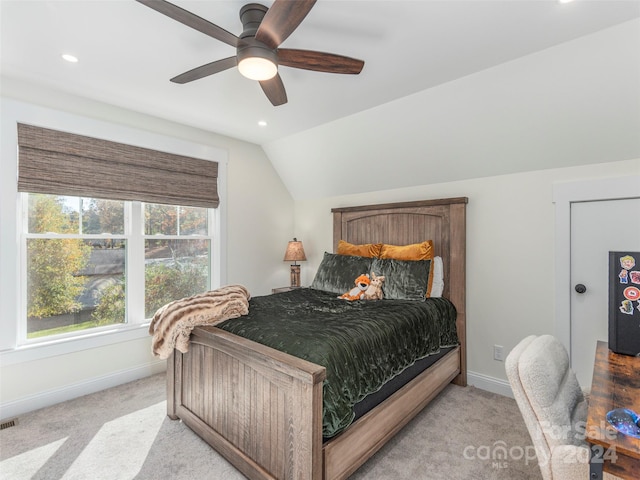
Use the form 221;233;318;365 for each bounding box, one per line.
570;197;640;389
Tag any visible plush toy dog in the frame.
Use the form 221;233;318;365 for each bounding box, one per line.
339;274;371;301
362;272;385;300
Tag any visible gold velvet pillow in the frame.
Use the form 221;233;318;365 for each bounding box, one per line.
337;240;382;258
380;240;435;296
379;240;434;261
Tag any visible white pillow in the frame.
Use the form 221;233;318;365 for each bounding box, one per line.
430;256;444;297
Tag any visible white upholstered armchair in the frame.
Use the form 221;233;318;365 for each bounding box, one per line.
505;335;620;480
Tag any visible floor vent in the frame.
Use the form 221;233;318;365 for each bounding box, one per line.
0;419;18;430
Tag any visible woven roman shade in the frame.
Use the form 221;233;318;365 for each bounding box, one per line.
17;123;219;208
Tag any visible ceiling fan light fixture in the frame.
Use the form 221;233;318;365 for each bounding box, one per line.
237;38;278;81
238;56;277;81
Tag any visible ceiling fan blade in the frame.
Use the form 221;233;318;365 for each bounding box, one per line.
260;74;288;106
255;0;316;49
136;0;239;48
170;57;238;84
278;49;364;74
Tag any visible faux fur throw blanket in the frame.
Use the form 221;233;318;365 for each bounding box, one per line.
149;284;251;359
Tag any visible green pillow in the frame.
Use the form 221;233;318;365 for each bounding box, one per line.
310;252;373;294
371;258;431;301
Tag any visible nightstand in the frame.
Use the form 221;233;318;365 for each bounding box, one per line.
272;286;301;294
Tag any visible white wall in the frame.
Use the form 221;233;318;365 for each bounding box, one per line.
0;79;294;418
294;158;640;395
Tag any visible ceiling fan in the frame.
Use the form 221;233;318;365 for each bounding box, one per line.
136;0;365;106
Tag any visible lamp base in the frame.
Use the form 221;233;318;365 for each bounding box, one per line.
290;264;301;288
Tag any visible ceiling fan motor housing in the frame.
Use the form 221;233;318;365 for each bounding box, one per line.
239;3;269;39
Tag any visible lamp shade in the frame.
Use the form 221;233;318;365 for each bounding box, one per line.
284;238;307;263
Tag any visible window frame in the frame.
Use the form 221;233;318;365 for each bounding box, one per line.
19;194;129;343
0;98;227;366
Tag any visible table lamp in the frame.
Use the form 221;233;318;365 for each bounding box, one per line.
283;238;306;287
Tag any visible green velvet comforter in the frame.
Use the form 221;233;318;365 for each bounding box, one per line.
218;288;458;438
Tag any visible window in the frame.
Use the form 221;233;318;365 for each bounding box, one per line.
13;122;221;345
22;193;214;341
143;203;210;318
0;109;226;363
24;194;126;339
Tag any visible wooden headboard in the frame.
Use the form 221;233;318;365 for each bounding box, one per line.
332;197;468;385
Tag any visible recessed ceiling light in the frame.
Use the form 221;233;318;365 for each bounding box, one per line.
258;120;267;127
61;54;78;63
558;0;575;3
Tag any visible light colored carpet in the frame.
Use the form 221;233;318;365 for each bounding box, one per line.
0;374;542;480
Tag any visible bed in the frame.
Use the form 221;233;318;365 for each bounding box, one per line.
165;197;467;479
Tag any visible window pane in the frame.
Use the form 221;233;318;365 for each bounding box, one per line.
81;198;125;234
26;238;126;338
144;203;208;236
28;194;79;234
179;206;207;235
144;204;177;235
145;239;210;318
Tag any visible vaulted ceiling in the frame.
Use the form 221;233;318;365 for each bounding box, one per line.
2;1;639;199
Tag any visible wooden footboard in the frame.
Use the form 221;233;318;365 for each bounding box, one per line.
168;326;326;480
168;326;460;480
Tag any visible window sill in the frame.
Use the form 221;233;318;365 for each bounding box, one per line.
0;323;153;367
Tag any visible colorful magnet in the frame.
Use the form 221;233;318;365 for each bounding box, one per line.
620;299;634;315
620;269;629;284
620;255;636;270
630;271;640;284
623;286;640;301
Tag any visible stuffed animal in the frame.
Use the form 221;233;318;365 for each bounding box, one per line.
362;272;385;300
339;274;371;301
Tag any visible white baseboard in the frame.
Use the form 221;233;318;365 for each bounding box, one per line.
0;360;166;421
467;370;513;398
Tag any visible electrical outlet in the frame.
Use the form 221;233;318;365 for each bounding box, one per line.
494;345;504;362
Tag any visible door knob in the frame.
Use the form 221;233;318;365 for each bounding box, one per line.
575;284;587;294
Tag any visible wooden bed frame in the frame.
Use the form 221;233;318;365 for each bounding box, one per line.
166;197;467;480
